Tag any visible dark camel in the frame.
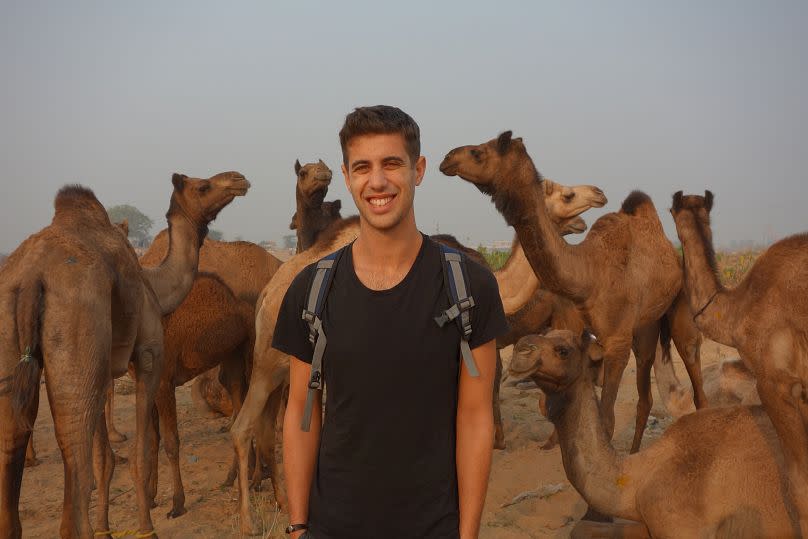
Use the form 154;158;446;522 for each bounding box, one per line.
440;132;696;455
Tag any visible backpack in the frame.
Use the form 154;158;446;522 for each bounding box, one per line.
299;241;479;431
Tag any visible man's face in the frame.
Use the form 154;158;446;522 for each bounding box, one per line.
342;132;425;232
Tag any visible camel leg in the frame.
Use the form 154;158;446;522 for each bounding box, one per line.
145;403;159;509
230;362;285;535
630;323;659;454
0;369;39;539
493;350;506;450
598;342;632;441
106;383;127;443
45;354;105;539
92;409;114;537
253;386;286;510
129;344;162;538
155;382;186;519
24;435;38;468
673;332;708;410
753;342;808;537
220;355;248;488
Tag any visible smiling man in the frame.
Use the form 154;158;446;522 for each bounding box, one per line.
273;106;508;539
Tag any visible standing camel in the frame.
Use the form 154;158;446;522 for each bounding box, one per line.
289;159;335;253
509;330;799;538
671;190;808;535
0;171;249;539
440;131;686;455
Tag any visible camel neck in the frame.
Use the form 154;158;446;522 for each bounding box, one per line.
674;211;737;346
142;210;203;315
294;191;322;253
508;175;591;302
494;238;541;315
547;377;640;520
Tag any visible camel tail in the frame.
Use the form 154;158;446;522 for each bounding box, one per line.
11;278;44;431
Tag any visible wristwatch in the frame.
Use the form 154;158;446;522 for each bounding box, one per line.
285;523;309;534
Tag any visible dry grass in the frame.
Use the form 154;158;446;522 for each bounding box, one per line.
716;250;761;286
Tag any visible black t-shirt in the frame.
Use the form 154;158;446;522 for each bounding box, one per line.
272;234;508;539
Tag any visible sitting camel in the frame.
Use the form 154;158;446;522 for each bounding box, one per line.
440;132;704;456
1;171;249;539
671;191;808;534
509;330;798;538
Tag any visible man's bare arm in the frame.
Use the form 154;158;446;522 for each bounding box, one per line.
456;339;497;539
284;355;322;539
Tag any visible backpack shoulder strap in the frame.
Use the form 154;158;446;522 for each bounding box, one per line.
300;245;347;431
434;243;479;377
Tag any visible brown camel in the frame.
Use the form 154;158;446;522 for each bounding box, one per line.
510;330;798;538
145;272;255;519
440;131;691;456
671;190;808;534
0;171;248;539
289;159;335;253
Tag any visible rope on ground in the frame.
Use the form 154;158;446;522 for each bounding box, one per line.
94;529;156;538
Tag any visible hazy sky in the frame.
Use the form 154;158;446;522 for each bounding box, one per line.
1;1;806;254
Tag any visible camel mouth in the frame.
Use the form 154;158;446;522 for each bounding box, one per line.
567;219;587;234
438;159;458;176
227;179;251;196
314;173;332;183
529;371;564;393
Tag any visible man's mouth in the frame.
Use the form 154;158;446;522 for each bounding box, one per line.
367;194;395;207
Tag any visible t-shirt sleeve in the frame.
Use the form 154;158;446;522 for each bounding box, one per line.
271;263;316;364
466;259;509;349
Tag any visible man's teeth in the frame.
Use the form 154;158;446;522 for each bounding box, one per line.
370;197;392;207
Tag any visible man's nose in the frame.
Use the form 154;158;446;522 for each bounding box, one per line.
367;166;387;191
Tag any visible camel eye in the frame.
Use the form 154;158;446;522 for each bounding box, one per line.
197;183;211;193
470;148;483;162
555;346;569;358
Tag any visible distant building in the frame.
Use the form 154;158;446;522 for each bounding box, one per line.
479;240;512;253
282;234;297;250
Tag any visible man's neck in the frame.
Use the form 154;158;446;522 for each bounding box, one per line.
352;218;423;290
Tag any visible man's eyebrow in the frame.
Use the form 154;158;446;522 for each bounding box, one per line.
382;156;406;164
350;159;370;169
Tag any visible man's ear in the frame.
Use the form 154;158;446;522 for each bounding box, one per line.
581;330;604;362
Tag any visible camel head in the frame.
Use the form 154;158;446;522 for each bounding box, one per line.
439;131;534;196
670;190;714;242
509;330;603;394
558;216;587;236
543;179;607;220
168;171;250;230
295;159;333;207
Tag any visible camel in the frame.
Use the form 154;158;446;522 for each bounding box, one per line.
510;330;799;538
671;190;808;534
440;131;697;456
230;179;611;534
144;272;255;518
0;171;248;539
289;159;336;253
143;229;282;307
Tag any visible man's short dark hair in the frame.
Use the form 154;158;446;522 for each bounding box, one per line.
339;105;421;166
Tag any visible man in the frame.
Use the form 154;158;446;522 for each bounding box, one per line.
274;106;507;538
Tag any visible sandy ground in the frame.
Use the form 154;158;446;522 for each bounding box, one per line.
18;339;738;538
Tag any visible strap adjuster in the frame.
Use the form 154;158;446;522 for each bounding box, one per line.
308;370;322;390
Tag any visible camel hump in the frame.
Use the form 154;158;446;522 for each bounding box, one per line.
620;191;656;218
53;184;110;225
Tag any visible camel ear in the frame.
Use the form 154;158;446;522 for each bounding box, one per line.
171;173;187;192
581;330;604;363
704;190;714;211
496;131;513;155
671;190;684;211
332;199;342;212
318;159;325;166
294;159;302;175
543;179;556;196
289;212;298;230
